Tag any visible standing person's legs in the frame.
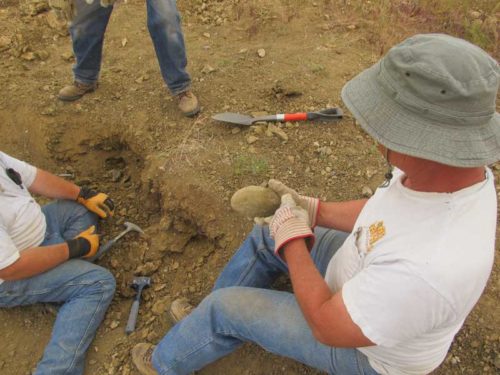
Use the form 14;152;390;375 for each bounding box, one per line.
70;0;114;84
146;0;191;94
0;260;116;375
41;199;98;245
152;226;366;374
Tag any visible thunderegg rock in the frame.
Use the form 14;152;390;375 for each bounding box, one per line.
231;186;280;218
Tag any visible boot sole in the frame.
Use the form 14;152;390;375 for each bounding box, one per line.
182;105;201;118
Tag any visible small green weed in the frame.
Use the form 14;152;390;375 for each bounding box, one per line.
233;155;269;176
464;19;491;50
308;63;328;77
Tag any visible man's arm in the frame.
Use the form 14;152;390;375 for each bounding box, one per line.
0;244;69;281
0;226;99;281
283;239;374;347
29;169;114;218
266;180;367;232
316;199;368;232
28;168;80;200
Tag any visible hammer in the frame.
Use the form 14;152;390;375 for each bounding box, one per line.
125;276;151;334
88;221;145;262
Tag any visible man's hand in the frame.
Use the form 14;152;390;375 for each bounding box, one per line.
77;186;114;218
267;179;320;227
269;194;314;255
67;225;99;259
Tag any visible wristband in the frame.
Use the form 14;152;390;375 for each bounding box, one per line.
67;238;91;259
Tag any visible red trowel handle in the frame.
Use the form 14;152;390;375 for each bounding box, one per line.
281;108;343;122
283;113;308;121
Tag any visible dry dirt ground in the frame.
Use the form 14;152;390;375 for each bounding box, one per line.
0;0;499;374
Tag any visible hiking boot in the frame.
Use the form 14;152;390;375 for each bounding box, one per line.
131;343;157;375
169;297;194;323
58;81;98;102
176;90;200;117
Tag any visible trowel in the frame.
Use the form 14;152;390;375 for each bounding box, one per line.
212;107;343;126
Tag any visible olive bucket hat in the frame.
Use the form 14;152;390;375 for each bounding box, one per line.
341;33;500;167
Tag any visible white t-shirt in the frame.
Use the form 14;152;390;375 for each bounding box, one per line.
0;152;46;281
324;168;496;375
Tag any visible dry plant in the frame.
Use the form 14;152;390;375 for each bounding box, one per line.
162;115;209;171
326;0;498;57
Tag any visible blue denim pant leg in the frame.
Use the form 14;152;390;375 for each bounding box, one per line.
41;199;99;245
146;0;191;94
0;200;114;374
70;0;114;84
0;260;115;375
214;225;350;288
153;225;379;374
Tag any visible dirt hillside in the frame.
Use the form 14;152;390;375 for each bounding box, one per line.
0;0;498;374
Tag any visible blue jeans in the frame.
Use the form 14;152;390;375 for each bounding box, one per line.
70;0;191;94
0;200;116;375
152;225;379;375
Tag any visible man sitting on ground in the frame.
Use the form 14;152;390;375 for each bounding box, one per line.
0;151;116;375
132;34;499;375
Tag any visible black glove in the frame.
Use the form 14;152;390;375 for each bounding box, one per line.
67;226;99;259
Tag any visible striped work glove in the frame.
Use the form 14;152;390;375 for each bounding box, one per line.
268;179;320;227
269;194;315;255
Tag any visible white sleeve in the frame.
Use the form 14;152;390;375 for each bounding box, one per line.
342;265;455;347
0;225;20;271
0;151;38;188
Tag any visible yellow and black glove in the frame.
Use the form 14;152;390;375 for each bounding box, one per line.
67;225;100;259
77;186;115;219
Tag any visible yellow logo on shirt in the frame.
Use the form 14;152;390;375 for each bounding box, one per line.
368;221;386;250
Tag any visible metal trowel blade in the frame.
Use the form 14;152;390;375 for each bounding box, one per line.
212;112;255;126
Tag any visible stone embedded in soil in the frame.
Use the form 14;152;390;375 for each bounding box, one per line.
61;51;74;61
468;10;481;19
361;186;373;197
152;296;171;315
201;64;216;74
268;124;288;141
246;135;258;144
20;0;49;16
46;12;68;34
257;48;266;58
21;52;36;61
231;186;280;218
0;36;12;51
36;50;50;61
135;261;160;276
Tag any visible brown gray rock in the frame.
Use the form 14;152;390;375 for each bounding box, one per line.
0;36;12;51
152;296;171;315
231;186;280;218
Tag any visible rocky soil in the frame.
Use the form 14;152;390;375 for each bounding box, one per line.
0;0;499;374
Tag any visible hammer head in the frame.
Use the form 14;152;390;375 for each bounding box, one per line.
131;276;151;291
124;221;145;235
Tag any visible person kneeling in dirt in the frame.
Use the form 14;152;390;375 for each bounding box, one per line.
56;0;200;117
131;34;499;375
0;151;116;375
